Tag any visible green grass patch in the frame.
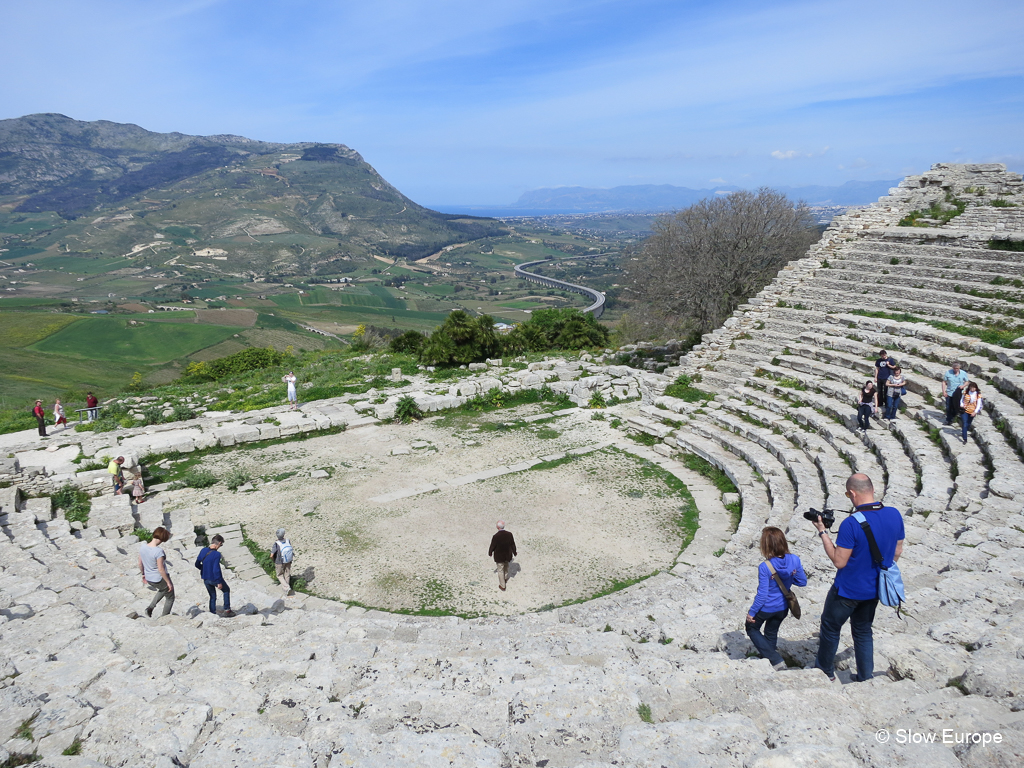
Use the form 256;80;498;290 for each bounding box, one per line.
989;239;1024;252
849;309;1023;348
680;452;739;495
898;193;967;226
240;523;278;581
664;374;714;402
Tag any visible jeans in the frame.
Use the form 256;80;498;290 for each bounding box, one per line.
885;395;901;420
961;412;974;443
146;580;175;616
87;408;99;421
746;608;788;666
816;584;878;680
946;390;963;423
856;404;873;430
204;580;230;614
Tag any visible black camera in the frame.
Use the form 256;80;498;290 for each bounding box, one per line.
804;508;837;529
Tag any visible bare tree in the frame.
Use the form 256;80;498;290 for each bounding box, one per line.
628;188;819;335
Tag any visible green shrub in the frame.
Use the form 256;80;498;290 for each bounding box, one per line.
588;391;607;409
182;468;217;488
132;527;153;542
224;467;252;491
185;346;285;382
51;484;91;524
389;330;426;354
394;395;423;423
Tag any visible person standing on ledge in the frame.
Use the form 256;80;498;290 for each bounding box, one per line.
812;473;904;683
283;371;298;410
86;391;99;421
33;400;47;437
488;520;517;592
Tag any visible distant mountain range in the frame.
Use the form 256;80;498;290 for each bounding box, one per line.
0;113;503;262
437;179;901;217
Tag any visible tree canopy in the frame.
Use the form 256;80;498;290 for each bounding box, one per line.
627;188;819;337
399;307;609;366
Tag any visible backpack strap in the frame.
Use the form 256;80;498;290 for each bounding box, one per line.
765;560;793;598
852;511;886;569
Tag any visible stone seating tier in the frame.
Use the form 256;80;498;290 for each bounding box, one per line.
4;163;1024;766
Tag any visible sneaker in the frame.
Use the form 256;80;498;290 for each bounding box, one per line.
222;610;236;618
145;606;153;618
773;661;788;671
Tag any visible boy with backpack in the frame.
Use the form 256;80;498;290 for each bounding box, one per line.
271;528;294;597
195;534;234;617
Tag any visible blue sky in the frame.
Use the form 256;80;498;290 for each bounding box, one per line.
2;0;1023;205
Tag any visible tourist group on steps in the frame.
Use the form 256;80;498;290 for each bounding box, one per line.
745;472;905;682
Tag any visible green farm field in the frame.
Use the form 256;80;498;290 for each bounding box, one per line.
0;346;143;407
0;311;81;347
32;316;241;364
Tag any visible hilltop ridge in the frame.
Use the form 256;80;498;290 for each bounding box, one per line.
0;113;504;260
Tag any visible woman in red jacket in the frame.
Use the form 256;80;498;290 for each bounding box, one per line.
33;400;47;437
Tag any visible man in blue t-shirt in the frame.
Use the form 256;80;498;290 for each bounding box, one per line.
196;534;234;617
942;361;970;425
811;473;904;683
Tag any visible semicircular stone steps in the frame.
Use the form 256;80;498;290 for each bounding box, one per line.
6;162;1024;767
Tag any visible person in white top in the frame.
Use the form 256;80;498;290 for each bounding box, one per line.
283;372;298;409
959;382;984;445
53;398;68;430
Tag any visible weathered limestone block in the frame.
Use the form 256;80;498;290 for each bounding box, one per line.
211;424;253;446
257;424;281;440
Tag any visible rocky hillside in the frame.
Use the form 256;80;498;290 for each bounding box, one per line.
0;113;504;262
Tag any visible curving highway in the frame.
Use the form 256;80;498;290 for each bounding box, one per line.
513;254;606;318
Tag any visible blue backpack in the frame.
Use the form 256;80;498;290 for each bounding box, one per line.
853;511;906;617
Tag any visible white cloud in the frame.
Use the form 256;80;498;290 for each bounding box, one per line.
771;150;800;160
709;177;726;183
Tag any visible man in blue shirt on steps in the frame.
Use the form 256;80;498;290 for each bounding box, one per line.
196;534;234;617
811;473;904;683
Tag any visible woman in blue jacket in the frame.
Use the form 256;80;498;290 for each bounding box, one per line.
746;526;807;670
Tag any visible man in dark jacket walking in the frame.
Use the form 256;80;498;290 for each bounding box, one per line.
488;520;517;591
196;534;234;617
